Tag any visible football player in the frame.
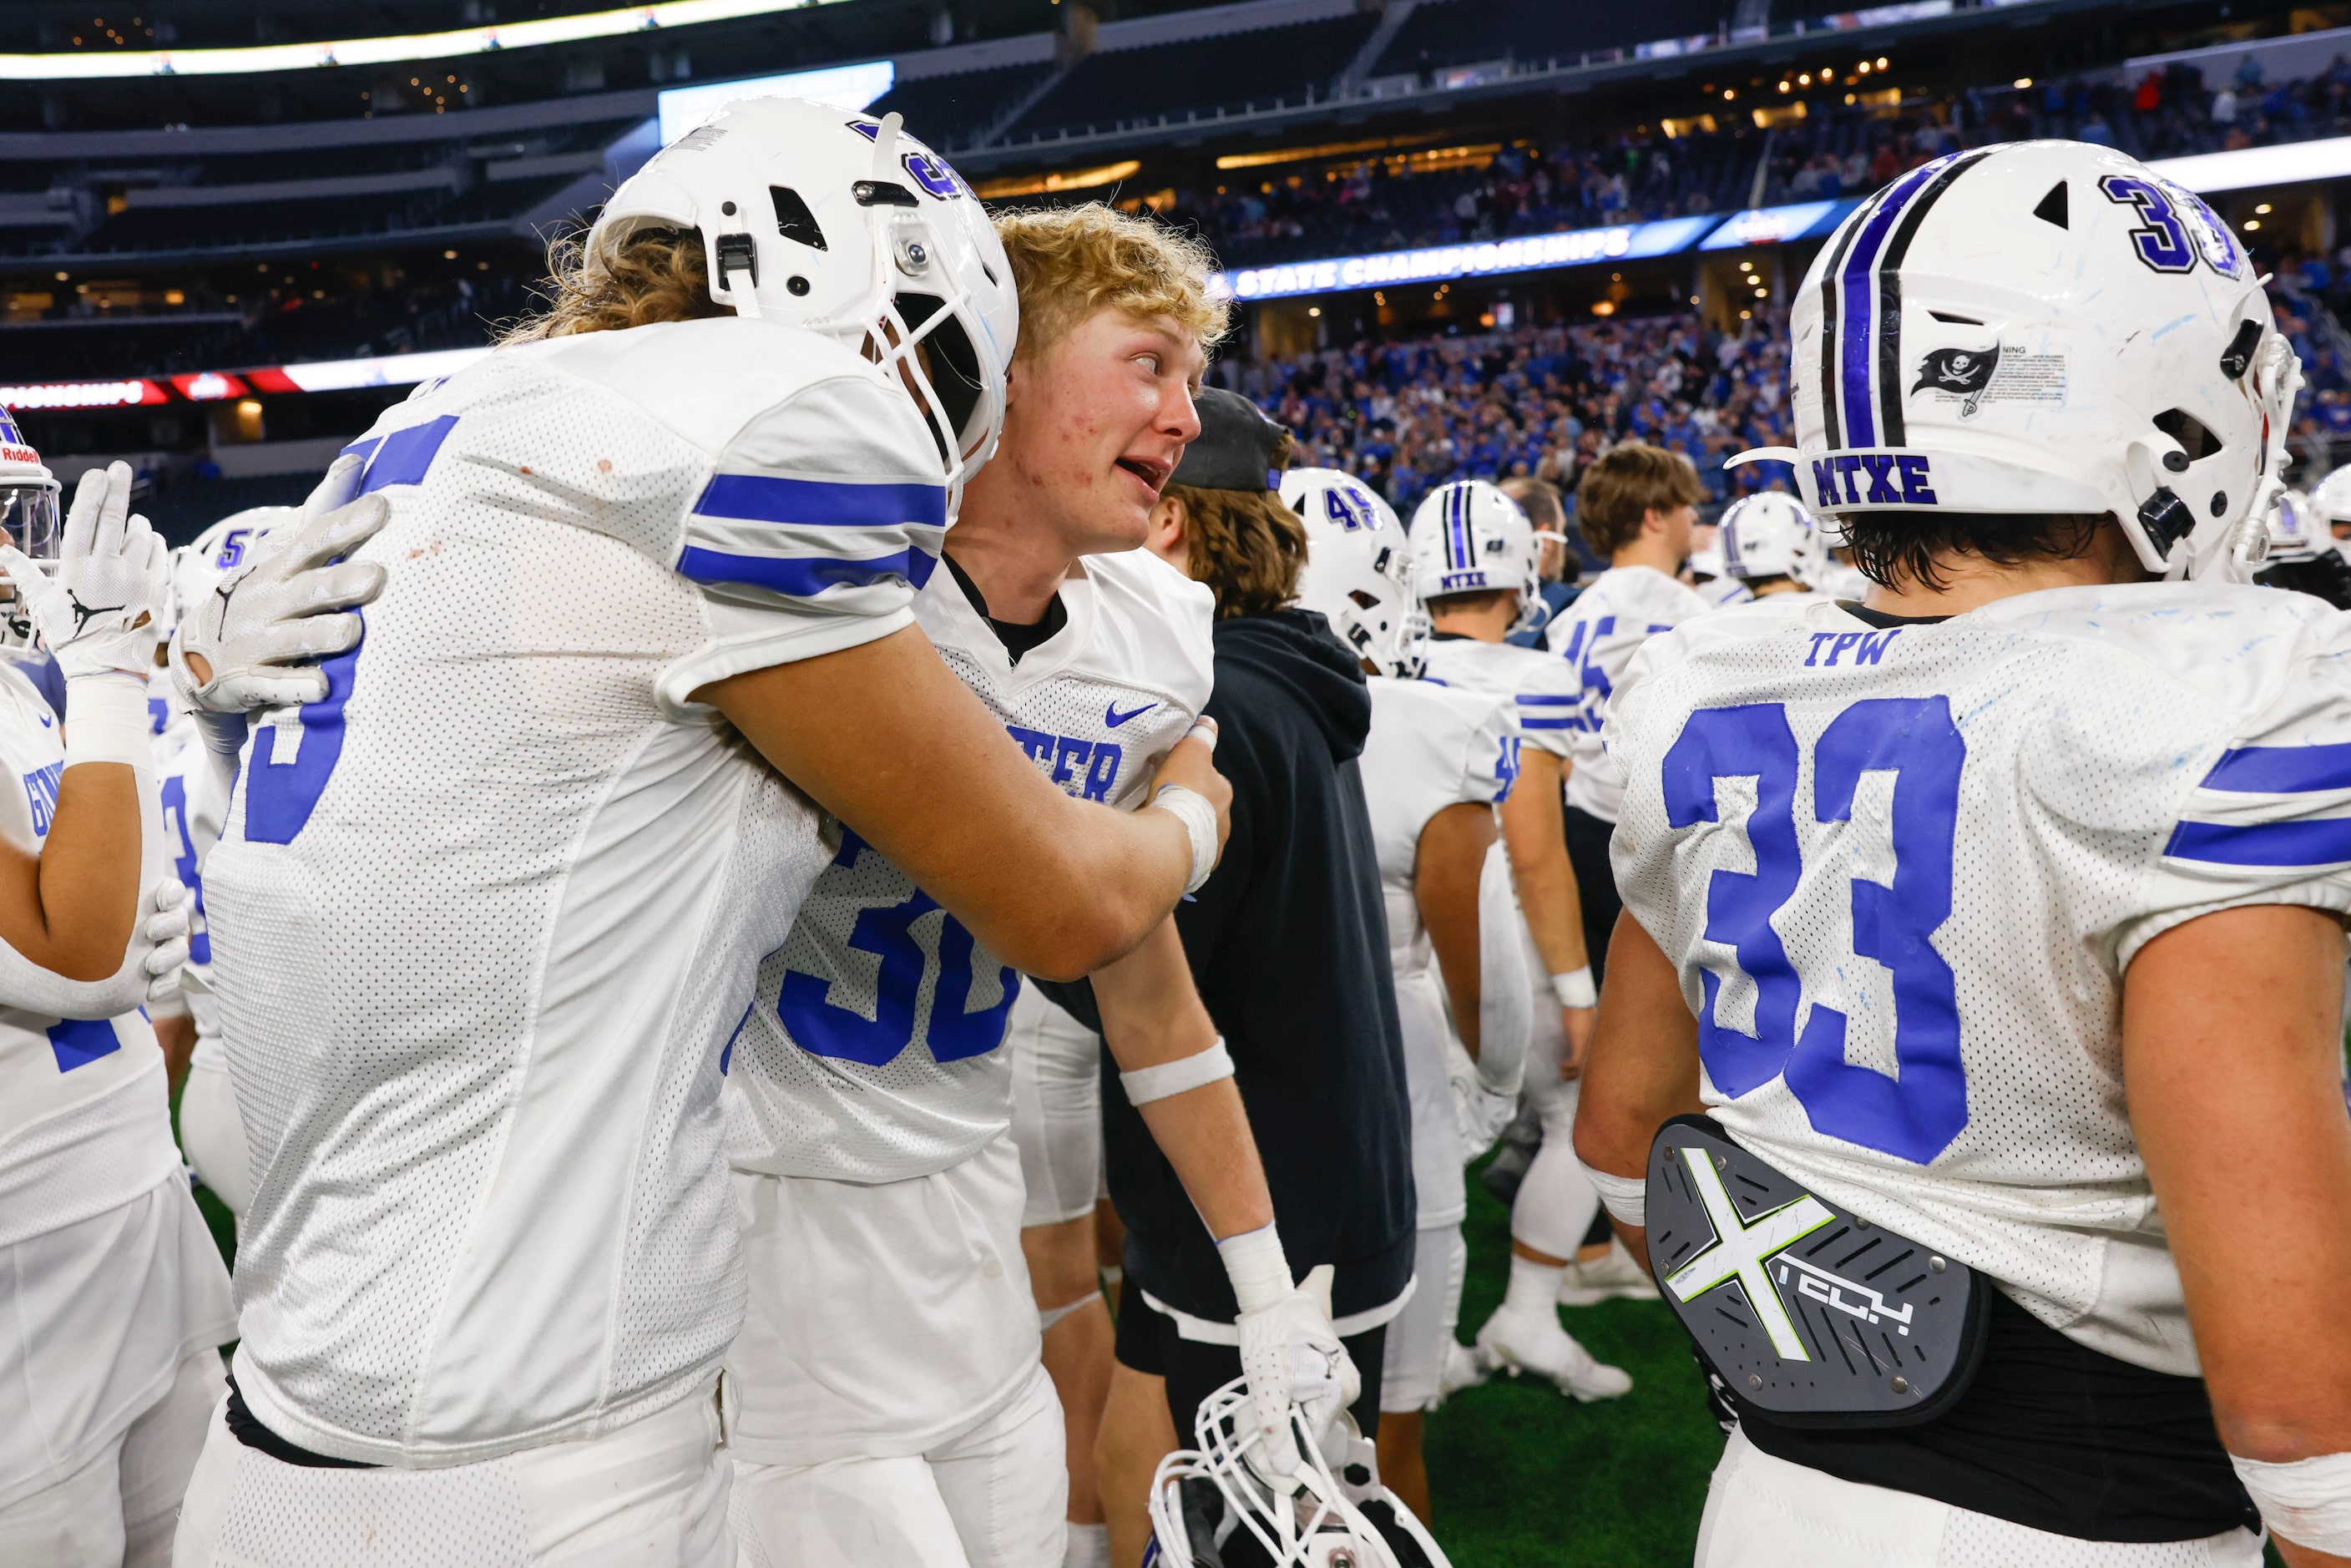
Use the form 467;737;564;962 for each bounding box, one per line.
1577;141;2351;1565
1287;464;1529;1521
153;508;290;1218
720;203;1272;1568
2253;490;2351;609
1687;547;1757;609
2313;463;2351;559
166;102;1225;1566
1716;490;1829;603
1413;478;1630;1397
0;448;211;1568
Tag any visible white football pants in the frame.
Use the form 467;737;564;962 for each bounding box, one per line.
178;1044;251;1216
1696;1426;2263;1568
171;1377;731;1568
1007;986;1104;1229
728;1360;1066;1568
1509;925;1601;1261
1380;1227;1467;1414
0;1345;222;1568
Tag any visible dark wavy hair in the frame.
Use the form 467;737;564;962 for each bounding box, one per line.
1836;509;2112;592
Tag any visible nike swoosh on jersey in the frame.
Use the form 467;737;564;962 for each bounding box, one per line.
1105;701;1157;727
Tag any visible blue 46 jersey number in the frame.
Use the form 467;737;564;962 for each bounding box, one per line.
1662;697;1965;1165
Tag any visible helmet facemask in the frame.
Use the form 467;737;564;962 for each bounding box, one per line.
0;475;59;650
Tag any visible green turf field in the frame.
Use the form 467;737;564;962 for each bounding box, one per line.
1429;1164;1720;1565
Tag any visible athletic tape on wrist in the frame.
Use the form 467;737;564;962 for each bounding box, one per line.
1152;783;1218;893
1550;968;1597;1010
63;674;156;771
2232;1450;2351;1554
1120;1037;1232;1105
1587;1166;1646;1229
1216;1222;1294;1316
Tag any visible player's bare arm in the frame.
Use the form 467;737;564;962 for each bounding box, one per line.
1571;909;1702;1273
1497;746;1593;1063
2124;904;2351;1567
1416;800;1495;1060
702;641;1225;983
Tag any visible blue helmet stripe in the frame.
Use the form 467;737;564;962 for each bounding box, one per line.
1833;160;1949;448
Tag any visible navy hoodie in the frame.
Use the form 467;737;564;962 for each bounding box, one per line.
1044;608;1416;1323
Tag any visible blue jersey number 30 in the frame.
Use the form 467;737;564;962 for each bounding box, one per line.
1661;697;1966;1164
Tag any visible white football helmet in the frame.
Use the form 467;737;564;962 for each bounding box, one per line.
1147;1378;1449;1568
1686;549;1756;608
591;97;1018;506
173;506;293;639
1718;491;1826;585
0;411;62;650
2313;463;2351;536
2266;490;2324;563
1732;139;2299;582
1408;478;1546;635
1283;468;1428;679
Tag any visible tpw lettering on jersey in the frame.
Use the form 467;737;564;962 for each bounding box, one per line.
22;761;60;837
1005;724;1121;802
1804;629;1903;668
1810;454;1938;507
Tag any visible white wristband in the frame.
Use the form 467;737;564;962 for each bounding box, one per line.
63;673;155;771
1120;1037;1233;1105
1216;1222;1293;1314
1551;968;1597;1009
1587;1166;1647;1229
2232;1450;2351;1554
1152;783;1218;894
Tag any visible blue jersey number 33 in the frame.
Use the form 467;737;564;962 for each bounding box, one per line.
1661;697;1965;1164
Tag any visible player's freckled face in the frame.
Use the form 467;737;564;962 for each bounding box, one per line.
991;308;1205;554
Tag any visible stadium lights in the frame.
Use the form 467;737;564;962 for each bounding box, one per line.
0;0;850;82
656;61;894;141
1211;216;1719;301
2148;135;2351;195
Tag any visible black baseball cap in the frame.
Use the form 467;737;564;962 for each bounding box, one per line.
1172;387;1287;493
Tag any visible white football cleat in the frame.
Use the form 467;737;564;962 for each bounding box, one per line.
1435;1338;1487;1404
1474;1307;1633;1402
1557;1240;1661;1307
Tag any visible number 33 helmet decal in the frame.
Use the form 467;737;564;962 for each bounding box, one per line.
1732;139;2301;584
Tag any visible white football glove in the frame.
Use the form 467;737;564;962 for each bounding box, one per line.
171;453;389;713
1236;1262;1358;1492
1453;1072;1519;1162
139;878;190;1009
0;461;169;682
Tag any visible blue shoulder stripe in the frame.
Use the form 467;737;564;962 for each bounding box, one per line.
693;473;947;529
2165;816;2351;868
2197;742;2351;795
1517;693;1576;706
678;543;937;599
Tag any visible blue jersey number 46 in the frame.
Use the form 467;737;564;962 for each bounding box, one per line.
1661;697;1966;1165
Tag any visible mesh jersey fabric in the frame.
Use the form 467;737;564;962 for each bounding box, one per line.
0;657;180;1251
1541;563;1710;822
1363;676;1515;1228
204;316;945;1466
1420;635;1579;762
1608;584;2351;1375
154;710;230;1040
722;545;1215;1184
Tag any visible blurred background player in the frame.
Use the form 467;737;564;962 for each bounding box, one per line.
2254;488;2351;609
152;507;291;1220
1716;490;1829;604
1686;547;1755;609
1582;139;2349;1567
1287;463;1530;1523
168;100;1226;1568
1411;477;1631;1399
2313;464;2351;564
1502;475;1580;642
0;453;208;1568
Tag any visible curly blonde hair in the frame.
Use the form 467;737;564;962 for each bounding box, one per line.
993;204;1229;363
497;228;730;344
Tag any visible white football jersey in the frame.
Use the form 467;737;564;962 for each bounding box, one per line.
153;713;228;1046
0;661;179;1252
1363;676;1516;1229
1542;564;1708;822
1608;586;2351;1376
724;546;1215;1184
1420;635;1576;761
204;316;950;1465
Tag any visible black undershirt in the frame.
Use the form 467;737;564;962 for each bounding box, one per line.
1837;600;1948;627
942;552;1065;665
225;1374;377;1469
1734;1291;2258;1541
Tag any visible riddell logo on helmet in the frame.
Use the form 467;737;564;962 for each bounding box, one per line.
1811;453;1938;508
